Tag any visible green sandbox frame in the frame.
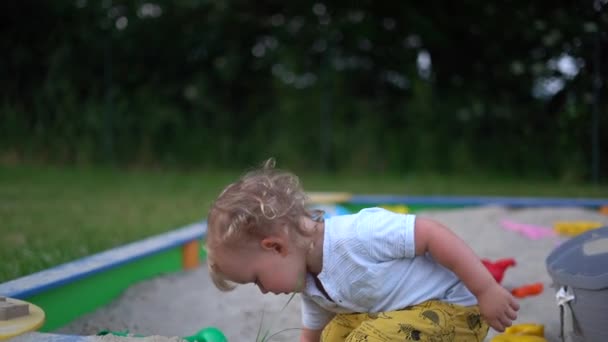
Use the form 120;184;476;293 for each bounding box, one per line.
0;222;207;332
34;248;181;331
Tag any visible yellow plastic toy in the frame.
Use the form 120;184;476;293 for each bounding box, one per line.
0;297;45;340
490;323;547;342
380;205;409;214
491;336;547;342
504;323;544;336
553;221;603;236
307;192;352;204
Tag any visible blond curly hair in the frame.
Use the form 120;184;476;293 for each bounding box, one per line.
206;158;321;291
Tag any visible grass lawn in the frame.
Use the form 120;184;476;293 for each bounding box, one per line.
1;164;606;283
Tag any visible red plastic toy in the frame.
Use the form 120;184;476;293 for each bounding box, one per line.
482;258;516;284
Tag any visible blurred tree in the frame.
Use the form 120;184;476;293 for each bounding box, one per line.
0;0;605;180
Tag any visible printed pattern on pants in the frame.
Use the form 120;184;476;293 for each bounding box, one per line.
321;300;489;342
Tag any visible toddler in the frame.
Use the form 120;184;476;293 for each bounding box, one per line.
206;160;519;342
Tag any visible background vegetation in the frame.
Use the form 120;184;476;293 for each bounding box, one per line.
1;1;606;180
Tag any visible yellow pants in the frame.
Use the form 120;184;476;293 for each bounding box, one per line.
321;300;489;342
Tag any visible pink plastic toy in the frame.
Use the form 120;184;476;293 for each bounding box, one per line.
500;220;557;240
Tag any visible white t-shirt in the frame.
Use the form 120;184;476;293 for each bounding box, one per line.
300;207;477;330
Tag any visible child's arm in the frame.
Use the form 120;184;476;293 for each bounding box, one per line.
299;294;332;342
414;217;520;332
299;328;323;342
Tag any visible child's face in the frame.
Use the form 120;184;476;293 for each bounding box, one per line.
213;236;307;295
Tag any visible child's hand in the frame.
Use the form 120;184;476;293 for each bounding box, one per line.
477;283;520;332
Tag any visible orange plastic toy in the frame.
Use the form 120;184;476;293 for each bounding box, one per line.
482;258;516;284
511;282;543;298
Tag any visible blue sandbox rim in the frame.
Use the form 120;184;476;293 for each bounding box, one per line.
10;332;90;341
0;222;208;299
349;195;608;207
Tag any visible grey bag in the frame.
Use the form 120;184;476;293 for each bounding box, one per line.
546;226;608;342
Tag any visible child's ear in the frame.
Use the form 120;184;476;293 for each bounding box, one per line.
261;237;287;255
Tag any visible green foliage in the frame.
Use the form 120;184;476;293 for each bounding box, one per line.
0;1;606;180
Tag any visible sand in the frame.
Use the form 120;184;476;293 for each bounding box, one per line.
54;206;608;342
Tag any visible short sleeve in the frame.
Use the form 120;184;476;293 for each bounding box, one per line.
300;294;336;330
355;208;416;260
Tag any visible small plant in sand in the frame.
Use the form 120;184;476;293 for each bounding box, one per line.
254;293;301;342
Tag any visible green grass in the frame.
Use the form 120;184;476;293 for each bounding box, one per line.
1;164;606;282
